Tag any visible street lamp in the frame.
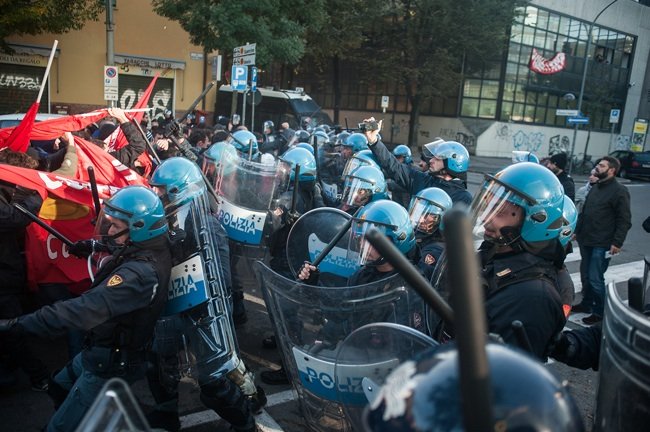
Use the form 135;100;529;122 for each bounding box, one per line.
568;0;619;175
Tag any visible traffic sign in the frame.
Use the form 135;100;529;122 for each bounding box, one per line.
104;65;119;101
567;116;590;125
250;67;258;92
233;43;256;66
556;109;579;117
609;109;621;124
231;65;248;91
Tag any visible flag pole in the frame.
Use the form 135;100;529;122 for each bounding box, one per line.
36;40;58;104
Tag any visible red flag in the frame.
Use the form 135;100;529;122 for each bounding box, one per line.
0;109;109;145
4;102;40;152
106;74;159;151
74;137;148;187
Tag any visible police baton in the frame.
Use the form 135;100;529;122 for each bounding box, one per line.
290;164;301;216
175;81;216;124
13;203;74;247
130;116;161;165
86;166;102;224
441;208;494;431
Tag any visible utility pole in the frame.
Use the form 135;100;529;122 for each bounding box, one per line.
105;0;115;107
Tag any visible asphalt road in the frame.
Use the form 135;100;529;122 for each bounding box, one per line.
1;166;648;432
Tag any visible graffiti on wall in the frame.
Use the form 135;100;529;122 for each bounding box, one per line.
614;135;630;150
0;74;40;90
548;134;571;155
438;128;477;152
493;124;544;153
119;88;172;121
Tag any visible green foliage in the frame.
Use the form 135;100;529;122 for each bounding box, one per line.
152;0;326;67
0;0;103;53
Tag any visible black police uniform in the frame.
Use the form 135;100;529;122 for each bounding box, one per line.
416;236;445;282
13;237;171;432
368;139;473;206
480;247;566;360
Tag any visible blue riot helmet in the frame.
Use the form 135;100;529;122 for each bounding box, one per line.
312;130;330;147
201;141;239;182
420;137;445;162
344;133;369;153
512;150;540;164
295;142;314;155
350;199;416;266
471;162;564;247
336;131;351;148
408;187;452;236
340;165;387;210
95;186;168;245
150;157;204;211
279;147;317;182
230;130;258;159
342;149;380;179
559;195;577;248
295;129;311;144
392;145;413;164
364;342;585;432
425;140;470;175
263;120;274;133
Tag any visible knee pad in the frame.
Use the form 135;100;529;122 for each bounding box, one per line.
226;358;257;396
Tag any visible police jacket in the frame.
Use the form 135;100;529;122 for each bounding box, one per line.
480;247;566;360
16;237;172;365
368;139;472;206
575;176;631;249
416;236;445;281
0;186;43;294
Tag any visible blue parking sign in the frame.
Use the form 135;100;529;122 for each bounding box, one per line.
251;67;258;92
231;66;248;91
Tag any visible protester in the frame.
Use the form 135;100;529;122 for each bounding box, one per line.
544;152;575;202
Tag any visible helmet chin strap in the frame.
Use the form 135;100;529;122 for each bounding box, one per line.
485;226;523;250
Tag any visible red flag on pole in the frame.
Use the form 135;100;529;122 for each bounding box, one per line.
4;102;40;152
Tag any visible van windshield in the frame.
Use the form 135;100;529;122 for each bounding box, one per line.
289;99;332;125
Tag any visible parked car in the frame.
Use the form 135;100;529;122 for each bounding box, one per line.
609;149;650;179
0;113;63;129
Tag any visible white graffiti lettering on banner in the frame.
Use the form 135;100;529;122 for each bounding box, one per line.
119;88;172;121
0;74;41;90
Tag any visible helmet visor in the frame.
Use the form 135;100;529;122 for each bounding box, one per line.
341;177;374;208
341;155;370;179
349;220;393;266
470;176;530;243
422;139;445;160
409;197;443;235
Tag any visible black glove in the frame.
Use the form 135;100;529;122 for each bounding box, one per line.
298;262;320;286
164;120;182;139
68;240;108;258
549;331;576;364
285;211;300;227
0;318;19;333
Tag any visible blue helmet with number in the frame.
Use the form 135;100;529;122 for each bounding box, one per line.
393;145;413;164
471;162;565;246
559;196;577;248
352;199;416;261
231;130;258;158
280;147;317;182
343;133;369;153
364;342;584;432
100;186;168;243
150;157;204;210
408;187;453;236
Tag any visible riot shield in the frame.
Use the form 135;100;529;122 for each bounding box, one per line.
254;261;426;432
286;207;360;286
316;140;344;207
76;378;150;432
594;282;650;431
334;323;437;431
215;156;290;247
158;181;239;383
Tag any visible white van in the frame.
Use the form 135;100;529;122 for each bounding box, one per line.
214;85;332;132
0;113;64;129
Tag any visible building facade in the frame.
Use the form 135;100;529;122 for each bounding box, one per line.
0;1;218;123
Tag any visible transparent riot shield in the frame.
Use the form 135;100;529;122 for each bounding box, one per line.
215;155;290;249
76;378;150;432
334;323;438;431
316;139;344;207
157;181;239;383
254;261;426;432
594;282;650;431
286;207;360;286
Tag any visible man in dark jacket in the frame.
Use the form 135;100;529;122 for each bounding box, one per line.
545;152;575;202
0;186;172;432
362;118;472;206
573;156;631;325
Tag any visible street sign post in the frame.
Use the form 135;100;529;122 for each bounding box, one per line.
609;109;621;124
233;43;256;66
556;109;579;117
231;66;248;92
567;116;590;125
381;95;389;113
103;65;119;102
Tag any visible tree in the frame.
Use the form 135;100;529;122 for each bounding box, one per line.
152;0;326;67
0;0;103;53
366;0;525;146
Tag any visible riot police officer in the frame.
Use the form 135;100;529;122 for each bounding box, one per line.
408;187;452;280
0;186;172;432
230;129;260;163
339;165;388;214
363;118;472;206
260;120;278;155
147;158;264;432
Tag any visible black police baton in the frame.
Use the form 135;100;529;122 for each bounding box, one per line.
131;116;161;165
290;164;301;217
86;166;102;222
13;203;74;247
176;81;216;124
